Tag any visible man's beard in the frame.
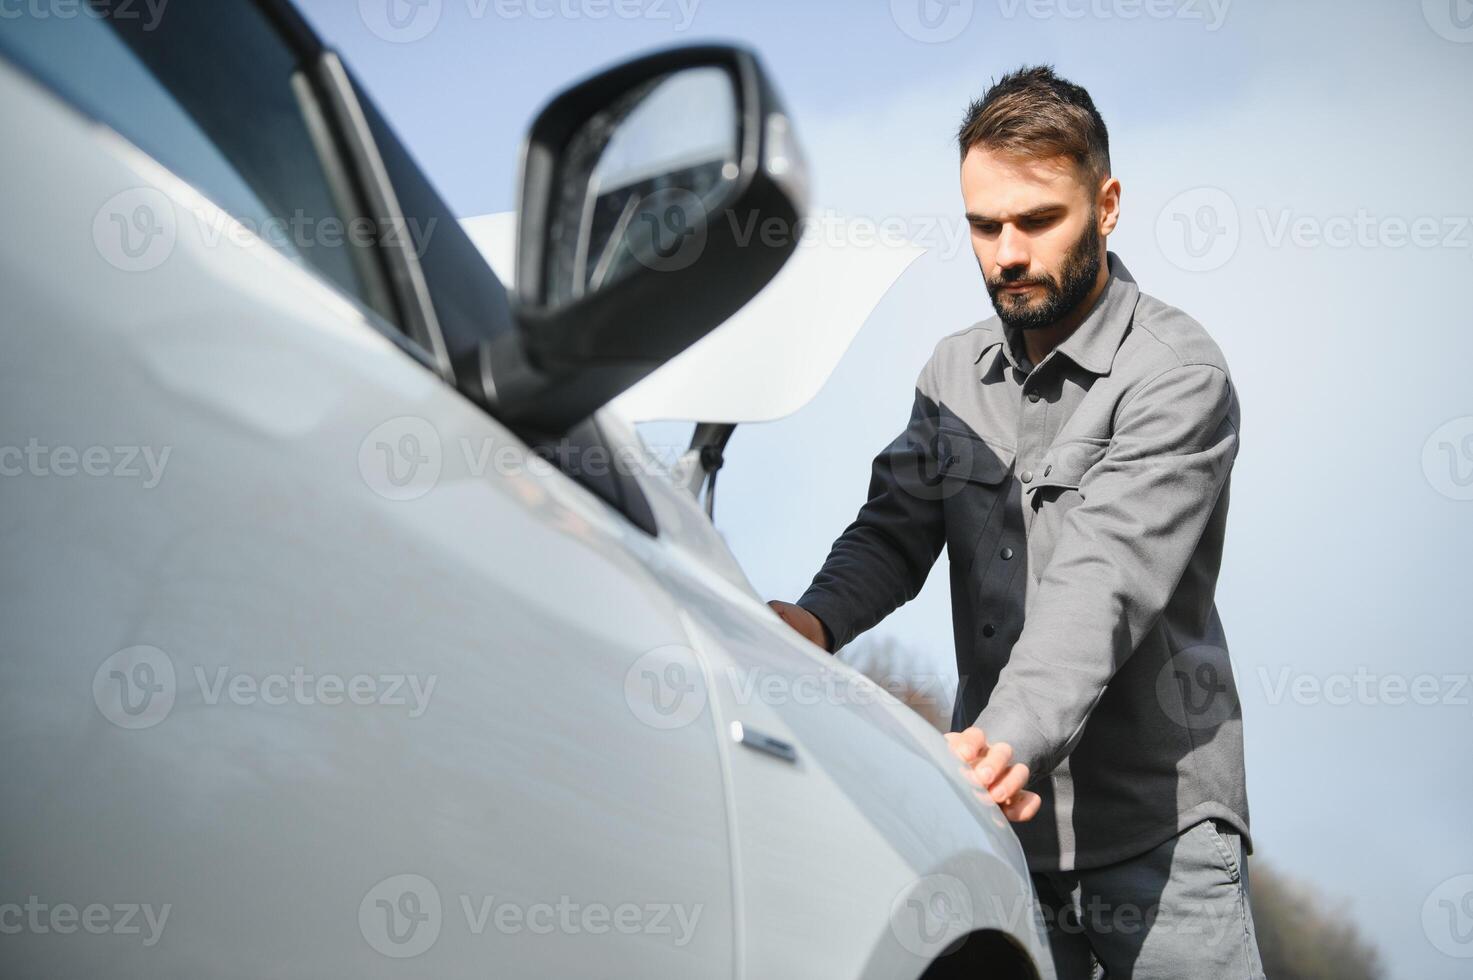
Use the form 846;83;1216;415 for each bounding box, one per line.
983;219;1103;331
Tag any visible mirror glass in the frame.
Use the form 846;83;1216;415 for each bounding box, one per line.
543;66;741;308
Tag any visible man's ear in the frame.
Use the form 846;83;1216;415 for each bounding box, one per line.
1097;176;1123;236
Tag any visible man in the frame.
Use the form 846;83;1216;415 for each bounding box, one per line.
769;66;1262;977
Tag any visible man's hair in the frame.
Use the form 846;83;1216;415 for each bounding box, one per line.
956;65;1111;191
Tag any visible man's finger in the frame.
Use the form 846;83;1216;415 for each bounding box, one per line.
945;727;988;763
1000;790;1042;823
972;741;1013;786
988;762;1031;805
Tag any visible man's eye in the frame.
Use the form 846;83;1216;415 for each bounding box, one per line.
973;223;1000;235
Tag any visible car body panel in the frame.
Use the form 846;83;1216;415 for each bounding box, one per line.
0;36;1053;980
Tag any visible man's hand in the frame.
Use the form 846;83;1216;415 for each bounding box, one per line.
767;600;831;652
945;727;1042;823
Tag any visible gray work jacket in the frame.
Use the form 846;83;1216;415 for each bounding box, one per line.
797;252;1250;871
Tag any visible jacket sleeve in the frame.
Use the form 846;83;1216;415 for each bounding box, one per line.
976;362;1239;778
795;360;948;652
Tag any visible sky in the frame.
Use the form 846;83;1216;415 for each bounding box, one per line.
299;1;1473;974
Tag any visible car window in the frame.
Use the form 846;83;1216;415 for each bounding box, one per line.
0;6;394;325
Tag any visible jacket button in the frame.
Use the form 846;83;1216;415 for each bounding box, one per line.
1021;470;1033;483
1000;547;1014;560
1027;392;1041;403
982;624;997;638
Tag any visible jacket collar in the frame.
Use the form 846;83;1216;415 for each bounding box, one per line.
973;251;1139;377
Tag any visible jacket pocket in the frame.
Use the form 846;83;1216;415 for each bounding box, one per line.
1024;436;1109;497
935;426;1015;576
935;425;1014;488
1022;437;1108;573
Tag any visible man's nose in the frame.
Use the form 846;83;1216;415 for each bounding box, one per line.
994;224;1030;275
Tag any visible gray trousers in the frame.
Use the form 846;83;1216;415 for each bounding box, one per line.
1031;819;1265;979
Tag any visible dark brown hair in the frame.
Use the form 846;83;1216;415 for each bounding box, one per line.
956;65;1111;190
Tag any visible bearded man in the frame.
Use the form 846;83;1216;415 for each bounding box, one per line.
770;65;1263;978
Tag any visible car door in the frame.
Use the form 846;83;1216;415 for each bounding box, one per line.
0;6;733;978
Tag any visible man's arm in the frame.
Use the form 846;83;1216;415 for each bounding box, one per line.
787;362;949;653
975;362;1240;783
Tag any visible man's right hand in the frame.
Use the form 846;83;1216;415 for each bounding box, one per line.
767;600;831;652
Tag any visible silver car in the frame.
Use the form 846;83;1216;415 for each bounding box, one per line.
0;4;1052;977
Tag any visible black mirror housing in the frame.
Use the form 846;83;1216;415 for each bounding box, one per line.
474;44;808;436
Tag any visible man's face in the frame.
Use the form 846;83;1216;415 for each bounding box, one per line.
961;146;1109;331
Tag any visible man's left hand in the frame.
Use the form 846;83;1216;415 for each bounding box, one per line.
945;727;1042;823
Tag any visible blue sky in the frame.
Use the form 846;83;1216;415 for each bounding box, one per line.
300;1;1473;974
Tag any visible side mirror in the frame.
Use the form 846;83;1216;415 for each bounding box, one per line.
473;44;808;435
